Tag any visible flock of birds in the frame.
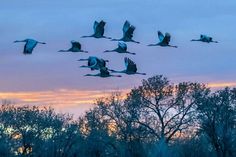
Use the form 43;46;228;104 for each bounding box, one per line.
14;20;218;78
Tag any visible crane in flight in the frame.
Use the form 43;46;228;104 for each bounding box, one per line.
191;35;218;43
81;20;111;39
84;67;122;78
110;57;146;75
111;21;140;43
78;56;109;71
148;31;177;48
58;41;88;53
104;42;136;55
14;39;46;54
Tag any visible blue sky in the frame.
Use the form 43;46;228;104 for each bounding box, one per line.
0;0;236;114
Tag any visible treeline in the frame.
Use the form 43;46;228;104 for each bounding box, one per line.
0;75;235;157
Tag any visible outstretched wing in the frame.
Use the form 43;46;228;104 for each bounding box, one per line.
126;26;135;39
122;21;135;40
98;58;107;68
71;41;81;49
23;39;37;54
122;21;131;34
93;21;99;34
162;33;171;44
158;31;165;42
95;20;105;36
100;67;110;75
200;34;207;39
200;34;212;42
118;42;127;51
124;57;137;72
88;57;98;67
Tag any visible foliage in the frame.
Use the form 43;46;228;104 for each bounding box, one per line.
0;75;235;157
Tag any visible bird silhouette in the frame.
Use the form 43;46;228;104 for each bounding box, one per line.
58;41;88;53
148;31;177;48
104;42;136;55
14;39;46;55
78;56;109;71
110;57;146;75
191;35;218;43
111;21;140;43
84;67;122;78
81;20;111;39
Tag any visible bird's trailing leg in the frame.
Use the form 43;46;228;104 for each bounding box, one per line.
80;50;89;53
136;72;146;75
37;41;46;44
102;36;112;39
110;74;122;77
110;38;120;42
168;45;178;48
130;39;140;44
126;51;136;55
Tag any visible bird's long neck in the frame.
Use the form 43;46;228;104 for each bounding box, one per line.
191;39;201;42
104;50;114;53
78;59;88;61
84;74;99;77
59;49;70;52
80;65;91;68
102;36;112;39
81;35;94;38
14;40;26;43
148;43;159;46
110;69;126;73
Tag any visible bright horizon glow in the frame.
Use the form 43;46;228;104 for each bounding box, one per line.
1;81;235;116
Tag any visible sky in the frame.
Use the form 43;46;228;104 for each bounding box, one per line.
0;0;236;115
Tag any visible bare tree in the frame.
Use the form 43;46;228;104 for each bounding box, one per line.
197;87;236;157
0;105;82;157
125;75;208;144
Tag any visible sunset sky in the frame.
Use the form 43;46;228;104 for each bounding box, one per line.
0;0;236;116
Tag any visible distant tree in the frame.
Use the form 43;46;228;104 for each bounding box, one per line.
88;75;209;157
94;94;149;157
1;75;236;157
126;75;208;142
79;106;120;157
196;87;236;157
0;105;82;157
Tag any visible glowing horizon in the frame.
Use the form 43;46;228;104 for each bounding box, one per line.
0;81;235;116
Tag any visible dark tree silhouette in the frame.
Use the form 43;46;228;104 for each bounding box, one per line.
196;88;236;157
0;75;235;157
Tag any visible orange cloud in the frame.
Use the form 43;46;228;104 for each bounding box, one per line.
0;89;130;116
207;82;236;88
0;82;235;116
